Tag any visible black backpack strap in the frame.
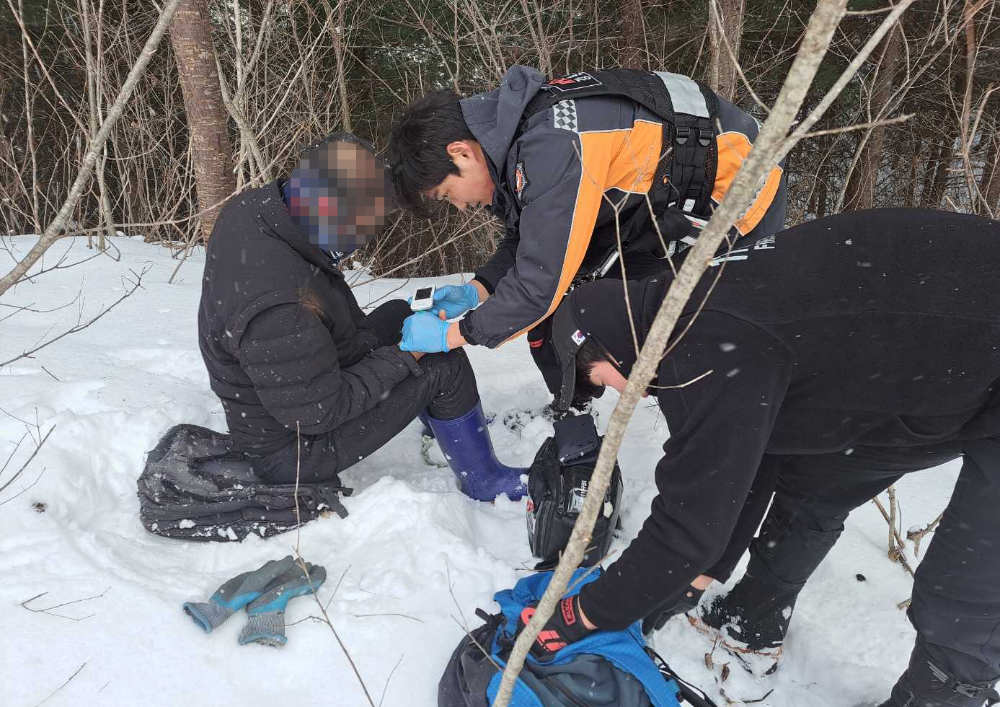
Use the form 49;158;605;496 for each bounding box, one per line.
520;70;718;282
520;69;676;135
645;646;719;707
522;69;717;217
645;72;718;218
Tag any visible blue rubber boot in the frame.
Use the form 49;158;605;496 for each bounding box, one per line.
418;410;434;439
427;403;527;501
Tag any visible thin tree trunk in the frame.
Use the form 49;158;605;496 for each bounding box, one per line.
618;0;644;69
18;0;41;234
958;0;980;211
907;152;919;207
0;0;184;297
817;172;828;217
332;0;351;132
81;0;114;248
170;0;235;242
927;136;955;208
843;24;902;210
491;0;917;703
709;0;745;101
980;126;1000;216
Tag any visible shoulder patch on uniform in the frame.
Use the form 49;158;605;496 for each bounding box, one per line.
552;100;578;132
754;234;775;250
515;162;530;202
545;72;603;92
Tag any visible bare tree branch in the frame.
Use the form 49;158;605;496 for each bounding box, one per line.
1;265;150;368
0;0;184;297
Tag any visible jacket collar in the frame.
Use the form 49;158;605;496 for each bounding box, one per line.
256;180;342;278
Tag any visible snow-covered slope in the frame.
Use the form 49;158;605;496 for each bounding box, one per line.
1;236;957;706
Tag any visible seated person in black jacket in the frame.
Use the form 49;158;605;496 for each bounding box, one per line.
197;133;525;501
521;209;1000;707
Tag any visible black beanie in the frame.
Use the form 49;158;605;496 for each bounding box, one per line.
569;278;646;377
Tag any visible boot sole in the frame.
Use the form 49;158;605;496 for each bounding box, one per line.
687;614;783;677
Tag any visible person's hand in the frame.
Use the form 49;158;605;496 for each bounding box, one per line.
516;595;596;660
400;312;450;353
641;585;705;636
432;283;480;320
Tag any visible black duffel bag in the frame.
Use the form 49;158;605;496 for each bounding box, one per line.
137;424;350;541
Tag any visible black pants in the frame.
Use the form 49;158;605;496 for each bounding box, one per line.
259;301;480;484
709;440;1000;683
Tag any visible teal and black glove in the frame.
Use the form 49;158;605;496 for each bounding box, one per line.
238;562;327;647
432;283;480;319
183;555;298;634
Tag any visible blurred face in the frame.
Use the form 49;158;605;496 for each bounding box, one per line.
286;140;390;252
426;140;495;211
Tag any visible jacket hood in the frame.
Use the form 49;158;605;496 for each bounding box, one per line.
459;65;545;169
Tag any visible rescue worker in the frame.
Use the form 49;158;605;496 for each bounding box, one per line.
520;208;1000;707
387;65;786;401
197;133;525;500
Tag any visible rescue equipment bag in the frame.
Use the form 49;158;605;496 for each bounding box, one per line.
526;414;623;569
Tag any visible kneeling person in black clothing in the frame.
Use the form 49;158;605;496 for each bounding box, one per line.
198;134;524;501
525;208;1000;707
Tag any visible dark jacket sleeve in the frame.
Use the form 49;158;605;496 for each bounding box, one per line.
238;303;420;435
460;118;614;348
473;232;519;295
580;313;792;629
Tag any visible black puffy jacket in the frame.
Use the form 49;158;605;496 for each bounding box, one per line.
198;181;420;458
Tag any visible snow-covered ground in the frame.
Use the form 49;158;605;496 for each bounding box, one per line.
1;236;959;707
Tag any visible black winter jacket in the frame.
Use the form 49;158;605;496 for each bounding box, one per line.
198;182;420;459
578;208;1000;629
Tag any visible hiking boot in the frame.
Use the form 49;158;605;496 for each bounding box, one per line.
876;643;1000;707
687;571;802;676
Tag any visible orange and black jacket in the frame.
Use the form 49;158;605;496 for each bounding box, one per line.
457;65;787;349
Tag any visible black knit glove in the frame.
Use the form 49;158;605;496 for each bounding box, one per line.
642;586;705;636
517;594;596;660
362;299;411;347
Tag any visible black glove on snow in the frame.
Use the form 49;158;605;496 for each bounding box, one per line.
517;594;595;660
642;586;705;636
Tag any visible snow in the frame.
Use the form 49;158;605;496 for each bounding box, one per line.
0;235;961;706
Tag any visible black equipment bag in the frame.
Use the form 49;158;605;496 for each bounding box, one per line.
526;414;623;569
137;424;351;542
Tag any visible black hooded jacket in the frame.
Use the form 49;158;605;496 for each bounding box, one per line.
198;182;420;458
574;208;1000;629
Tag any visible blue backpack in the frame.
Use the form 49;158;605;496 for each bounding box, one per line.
438;569;716;707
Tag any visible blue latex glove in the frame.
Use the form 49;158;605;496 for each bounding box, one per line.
432;283;480;319
400;311;450;353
